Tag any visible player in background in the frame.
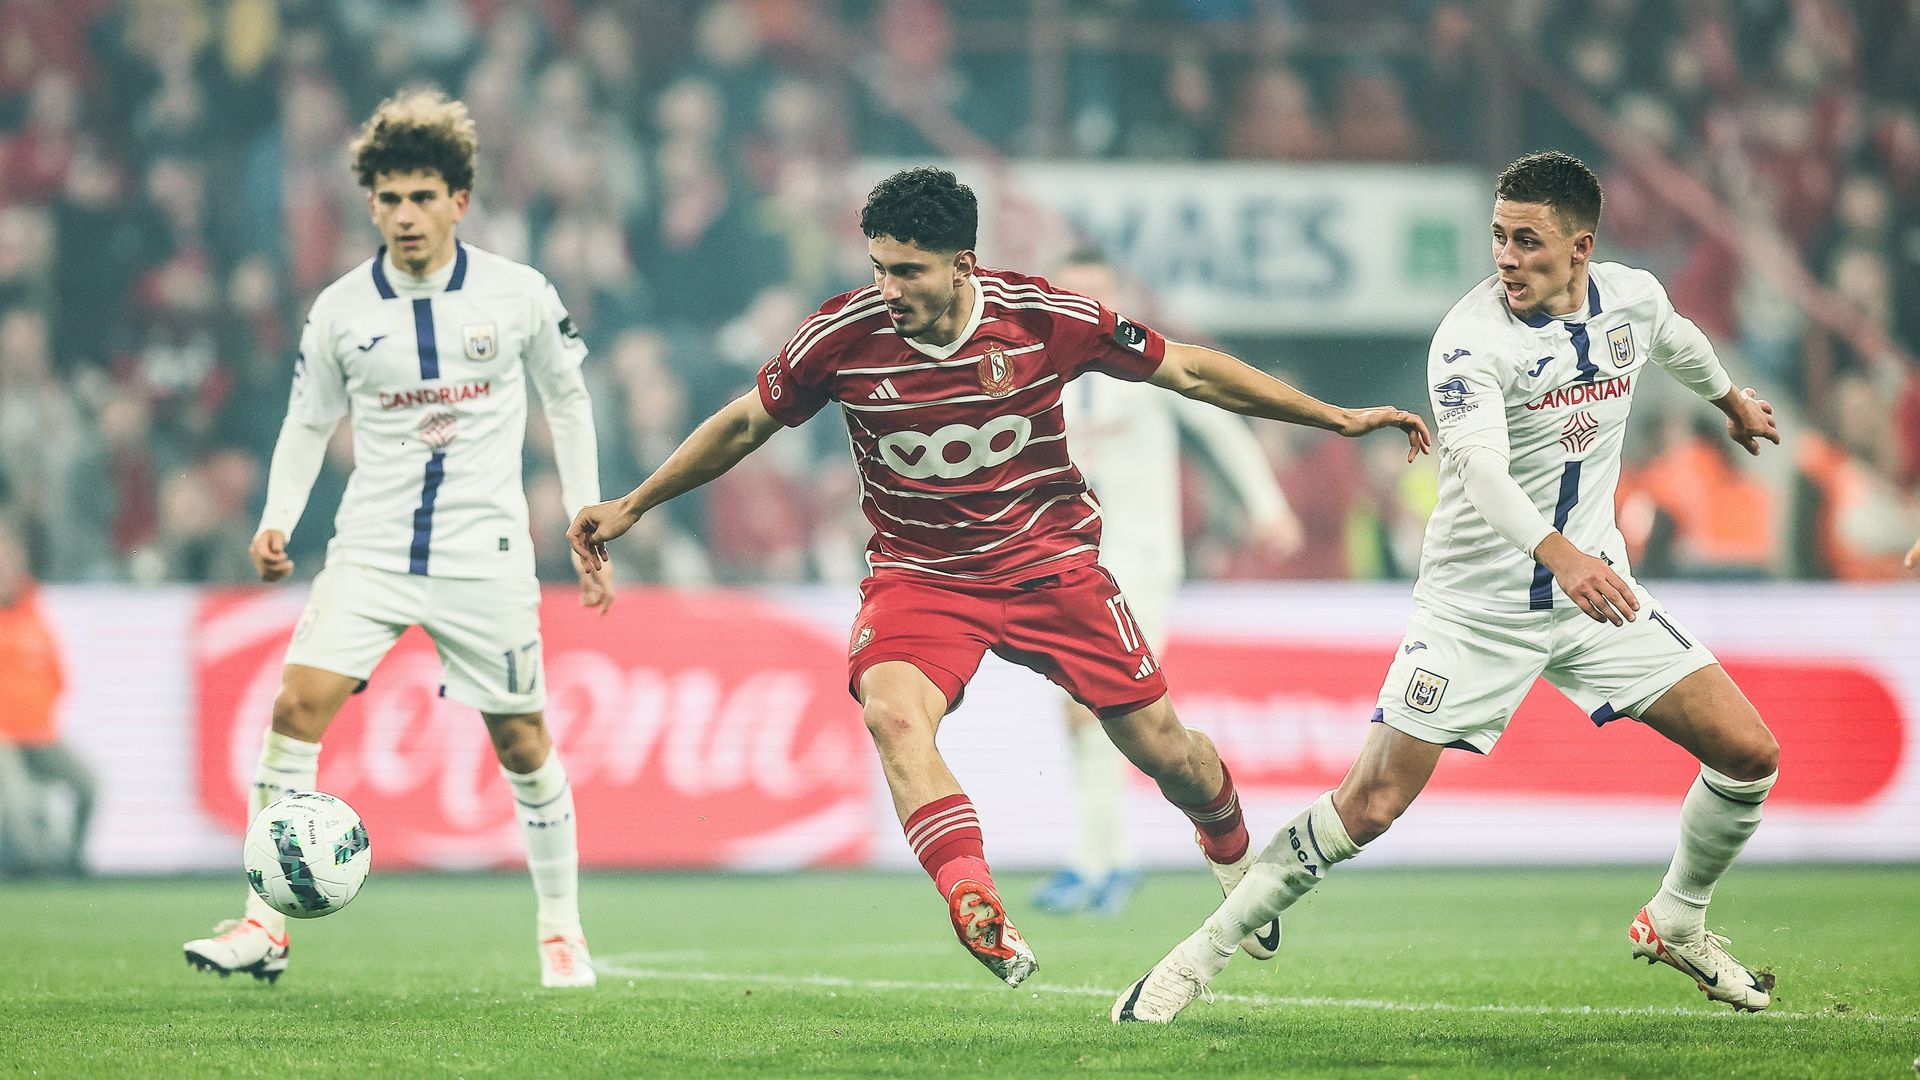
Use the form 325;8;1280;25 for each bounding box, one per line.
183;90;610;989
569;167;1429;987
1030;250;1301;917
1115;151;1783;1023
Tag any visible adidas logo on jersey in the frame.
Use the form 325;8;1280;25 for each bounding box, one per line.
868;379;901;400
1134;655;1159;680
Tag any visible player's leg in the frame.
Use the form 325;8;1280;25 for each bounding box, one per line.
857;657;1036;986
846;573;1033;985
1115;606;1541;1022
428;573;592;988
186;564;412;981
482;709;592;988
1548;594;1777;1011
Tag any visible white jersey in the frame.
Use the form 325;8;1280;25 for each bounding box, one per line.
1417;262;1731;615
262;242;598;579
1065;374;1288;583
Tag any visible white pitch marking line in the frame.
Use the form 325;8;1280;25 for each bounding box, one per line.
592;963;1902;1024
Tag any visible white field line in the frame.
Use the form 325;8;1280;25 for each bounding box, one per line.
591;960;1910;1024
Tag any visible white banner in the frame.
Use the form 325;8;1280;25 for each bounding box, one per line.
29;583;1920;874
851;161;1489;334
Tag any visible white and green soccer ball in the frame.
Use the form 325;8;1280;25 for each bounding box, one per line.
243;791;372;919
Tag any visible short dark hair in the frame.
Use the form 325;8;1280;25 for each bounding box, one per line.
859;167;977;253
1496;151;1602;234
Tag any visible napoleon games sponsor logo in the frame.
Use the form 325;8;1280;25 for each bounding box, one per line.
1433;378;1472;408
1525;374;1632;411
877;415;1033;480
380;381;492;410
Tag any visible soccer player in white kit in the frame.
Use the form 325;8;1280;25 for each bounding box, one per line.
1031;252;1301;917
1115;151;1786;1022
183;90;609;988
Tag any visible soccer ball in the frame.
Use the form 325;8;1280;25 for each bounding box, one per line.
243;791;372;919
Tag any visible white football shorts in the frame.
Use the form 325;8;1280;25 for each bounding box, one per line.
1373;583;1717;754
284;561;545;714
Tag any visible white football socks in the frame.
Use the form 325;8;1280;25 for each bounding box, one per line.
1069;720;1132;879
244;729;320;935
1648;766;1776;940
1202;790;1361;960
503;750;583;938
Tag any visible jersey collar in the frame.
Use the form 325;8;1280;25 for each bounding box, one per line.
372;241;469;299
1516;275;1601;329
901;275;985;360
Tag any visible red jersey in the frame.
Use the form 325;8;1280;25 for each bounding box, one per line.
757;267;1168;582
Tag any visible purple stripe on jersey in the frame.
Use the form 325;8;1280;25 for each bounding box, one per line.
408;451;447;575
412;298;438;379
446;242;468;292
372;248;397;299
1529;460;1584;610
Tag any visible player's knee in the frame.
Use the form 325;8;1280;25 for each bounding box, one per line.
486;713;549;772
1337;789;1406;846
270;686;331;739
861;698;932;749
1724;728;1780;782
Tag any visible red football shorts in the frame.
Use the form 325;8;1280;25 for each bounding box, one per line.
846;562;1169;719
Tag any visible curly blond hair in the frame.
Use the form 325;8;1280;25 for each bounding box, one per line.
348;88;478;192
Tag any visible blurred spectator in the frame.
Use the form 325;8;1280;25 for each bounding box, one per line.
1225;63;1330;161
0;511;95;877
1624;414;1776;580
1789;375;1920;580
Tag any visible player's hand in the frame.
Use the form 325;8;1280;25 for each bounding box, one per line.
249;529;294;582
1905;535;1920;571
1726;387;1780;456
1536;534;1638;625
1337;406;1433;462
573;550;615;615
567;497;641;571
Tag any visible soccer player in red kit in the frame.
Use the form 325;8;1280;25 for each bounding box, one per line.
569;168;1430;986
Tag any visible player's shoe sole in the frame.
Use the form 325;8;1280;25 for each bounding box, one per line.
183;919;290;984
1201;836;1280;960
1629;906;1773;1012
947;878;1038;987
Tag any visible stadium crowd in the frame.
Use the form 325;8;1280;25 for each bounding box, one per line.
0;0;1914;587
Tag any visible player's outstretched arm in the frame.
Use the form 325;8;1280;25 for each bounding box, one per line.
1149;341;1432;461
567;390;782;570
1906;535;1919;571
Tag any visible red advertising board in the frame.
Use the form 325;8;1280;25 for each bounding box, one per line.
196;589;876;870
1164;641;1903;806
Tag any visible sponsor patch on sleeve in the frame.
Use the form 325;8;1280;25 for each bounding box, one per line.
1111;314;1148;353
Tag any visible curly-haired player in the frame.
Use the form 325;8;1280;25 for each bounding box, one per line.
184;89;609;989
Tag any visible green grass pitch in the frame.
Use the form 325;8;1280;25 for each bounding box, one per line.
3;866;1915;1078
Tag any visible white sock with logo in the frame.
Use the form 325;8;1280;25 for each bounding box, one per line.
243;729;320;935
1070;721;1130;879
503;750;582;938
1648;766;1775;941
1202;790;1361;960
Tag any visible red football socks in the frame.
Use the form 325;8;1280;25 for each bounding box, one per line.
904;793;991;898
1178;764;1250;865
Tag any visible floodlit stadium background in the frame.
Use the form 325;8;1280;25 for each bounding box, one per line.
0;1;1915;877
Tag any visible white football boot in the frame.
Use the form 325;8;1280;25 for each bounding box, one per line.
1202;834;1281;959
539;934;598;988
1629;906;1773;1012
1111;928;1227;1023
184;918;290;983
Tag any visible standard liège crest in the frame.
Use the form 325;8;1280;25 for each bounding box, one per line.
850;625;874;655
1606;324;1635;369
464;322;499;362
977;344;1016;397
1404;667;1449;714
